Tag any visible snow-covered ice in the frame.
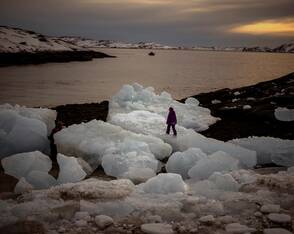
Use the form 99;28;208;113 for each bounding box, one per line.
274;107;294;121
187;151;239;180
141;173;187;194
230;137;294;166
166;148;207;179
1;151;52;179
0;104;56;134
188;172;240;198
0;110;50;158
0;104;56;158
110;110;256;168
101;140;159;180
54;120;172;175
109;83;219;131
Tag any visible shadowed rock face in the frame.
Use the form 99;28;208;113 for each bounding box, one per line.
183;72;294;141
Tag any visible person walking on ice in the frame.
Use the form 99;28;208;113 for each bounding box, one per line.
166;107;177;136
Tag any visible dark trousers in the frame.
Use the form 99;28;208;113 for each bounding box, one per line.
166;124;177;136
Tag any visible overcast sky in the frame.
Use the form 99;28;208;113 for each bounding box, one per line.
1;0;293;46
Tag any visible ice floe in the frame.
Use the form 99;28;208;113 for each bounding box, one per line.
230;137;294;166
166;148;207;179
54;120;172;179
1;151;52;179
109;110;256;168
0;104;56;158
188;151;240;180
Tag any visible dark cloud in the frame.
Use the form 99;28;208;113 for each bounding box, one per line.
0;0;293;46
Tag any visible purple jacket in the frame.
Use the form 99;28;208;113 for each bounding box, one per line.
166;108;177;125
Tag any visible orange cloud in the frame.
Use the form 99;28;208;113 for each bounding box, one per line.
230;18;294;35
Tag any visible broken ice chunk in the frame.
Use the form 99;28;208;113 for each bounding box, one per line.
142;173;187;194
57;153;87;184
2;151;52;179
166;148;207;179
188;151;239;180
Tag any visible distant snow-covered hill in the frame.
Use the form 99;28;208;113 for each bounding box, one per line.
0;26;83;53
192;44;294;53
0;26;113;66
0;26;293;54
58;37;179;50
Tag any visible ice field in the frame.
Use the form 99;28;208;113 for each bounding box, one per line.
0;84;294;233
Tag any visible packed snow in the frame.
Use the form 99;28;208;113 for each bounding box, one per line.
0;104;56;158
230;137;294;166
274;107;294;122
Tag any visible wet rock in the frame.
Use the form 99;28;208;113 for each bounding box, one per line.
14;178;33;194
225;222;256;233
74;211;91;221
261;204;280;213
199;215;215;224
218;215;237;224
75;220;87;227
268;213;291;224
141;223;174;234
0;220;46;234
254;211;263;217
51;202;80;220
95;215;114;229
264;228;293;234
145;215;163;223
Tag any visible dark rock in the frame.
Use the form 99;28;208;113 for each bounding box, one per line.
181;72;294;141
0;221;46;234
52;101;109;127
0;51;115;67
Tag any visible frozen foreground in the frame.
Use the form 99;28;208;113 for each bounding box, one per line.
1;84;294;233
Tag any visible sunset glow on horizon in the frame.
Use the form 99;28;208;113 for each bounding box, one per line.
0;0;293;46
230;18;294;36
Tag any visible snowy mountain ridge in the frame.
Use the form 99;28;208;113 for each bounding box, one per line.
0;26;293;53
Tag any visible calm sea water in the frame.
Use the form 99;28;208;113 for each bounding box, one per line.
0;49;293;107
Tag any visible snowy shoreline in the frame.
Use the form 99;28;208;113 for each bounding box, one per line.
53;72;294;141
